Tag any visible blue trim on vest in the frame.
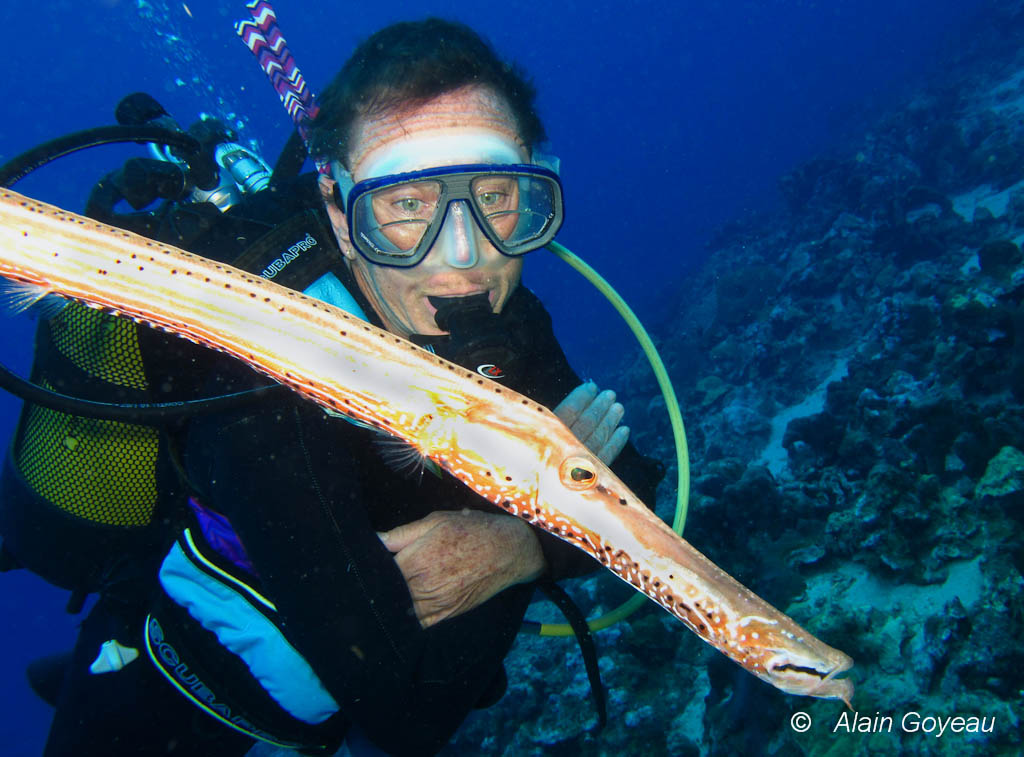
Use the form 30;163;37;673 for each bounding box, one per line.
143;615;301;749
302;271;381;432
159;536;340;725
303;272;368;320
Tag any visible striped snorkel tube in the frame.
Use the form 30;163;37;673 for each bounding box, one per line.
235;0;326;173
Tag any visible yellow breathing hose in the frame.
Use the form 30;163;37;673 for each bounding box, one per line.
534;241;691;636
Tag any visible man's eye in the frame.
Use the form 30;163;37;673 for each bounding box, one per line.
477;191;506;207
395;198;425;213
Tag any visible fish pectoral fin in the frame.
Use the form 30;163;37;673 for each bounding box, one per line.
0;280;66;319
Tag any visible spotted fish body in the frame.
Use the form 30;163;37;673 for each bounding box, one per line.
0;188;853;704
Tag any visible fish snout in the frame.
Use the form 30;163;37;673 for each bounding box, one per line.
764;646;854;705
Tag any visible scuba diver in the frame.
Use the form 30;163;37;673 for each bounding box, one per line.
1;18;663;756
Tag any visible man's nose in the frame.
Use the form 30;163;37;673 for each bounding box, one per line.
435;201;479;269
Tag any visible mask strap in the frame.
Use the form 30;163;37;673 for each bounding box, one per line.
330;162;356;211
531;143;561;174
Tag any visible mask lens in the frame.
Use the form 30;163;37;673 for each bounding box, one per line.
472;174;559;252
353;179;443;258
346;167;562;266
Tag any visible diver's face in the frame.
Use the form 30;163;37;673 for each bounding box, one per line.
323;86;529;338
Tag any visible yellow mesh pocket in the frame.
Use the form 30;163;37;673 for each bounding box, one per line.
14;304;158;526
15;390;160;526
49;303;148;391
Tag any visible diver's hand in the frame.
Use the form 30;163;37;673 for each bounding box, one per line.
378;510;545;628
554;382;629;465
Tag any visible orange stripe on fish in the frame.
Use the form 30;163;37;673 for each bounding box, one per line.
0;188;853;705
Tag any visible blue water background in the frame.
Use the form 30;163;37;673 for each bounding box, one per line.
0;1;983;753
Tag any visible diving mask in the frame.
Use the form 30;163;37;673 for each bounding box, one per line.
331;162;564;267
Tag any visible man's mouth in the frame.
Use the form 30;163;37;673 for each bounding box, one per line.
426;292;496;334
424;289;492;314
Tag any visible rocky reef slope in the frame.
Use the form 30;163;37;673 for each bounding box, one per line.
441;3;1024;756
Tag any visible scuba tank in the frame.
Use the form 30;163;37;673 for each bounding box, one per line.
85;93;272;235
121;92;273;211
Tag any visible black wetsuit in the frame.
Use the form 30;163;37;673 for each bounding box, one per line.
36;180;663;756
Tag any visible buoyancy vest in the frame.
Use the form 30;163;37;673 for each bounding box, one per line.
0;175;352;600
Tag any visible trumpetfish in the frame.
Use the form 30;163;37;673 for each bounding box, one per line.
0;187;853;705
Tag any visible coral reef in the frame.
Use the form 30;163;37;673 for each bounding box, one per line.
439;2;1024;755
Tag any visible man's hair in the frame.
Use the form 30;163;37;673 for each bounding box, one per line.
308;18;546;167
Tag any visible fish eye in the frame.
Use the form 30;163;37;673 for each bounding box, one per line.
559;456;598;490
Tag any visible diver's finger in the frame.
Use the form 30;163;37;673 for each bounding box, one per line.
573;389;616;441
377;513;437;553
588;401;625;452
553;382;598;427
596;425;630;465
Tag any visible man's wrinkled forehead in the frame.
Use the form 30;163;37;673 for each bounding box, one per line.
348;86;525;174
